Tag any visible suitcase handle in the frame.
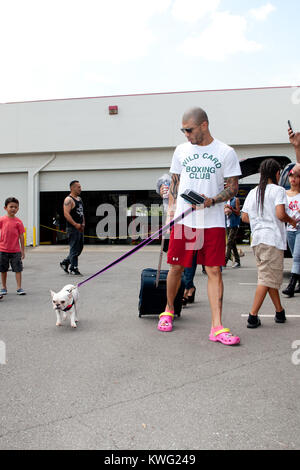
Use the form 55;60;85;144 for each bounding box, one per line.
155;235;165;288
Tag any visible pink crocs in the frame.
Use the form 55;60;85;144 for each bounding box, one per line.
209;328;240;346
157;312;174;332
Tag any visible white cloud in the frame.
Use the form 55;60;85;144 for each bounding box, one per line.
0;0;172;101
178;11;262;61
249;3;276;21
0;0;172;65
171;0;221;23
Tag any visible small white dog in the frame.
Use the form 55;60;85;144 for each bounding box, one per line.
50;284;79;328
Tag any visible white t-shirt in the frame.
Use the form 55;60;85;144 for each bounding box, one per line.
170;139;241;229
242;184;288;250
286;193;300;232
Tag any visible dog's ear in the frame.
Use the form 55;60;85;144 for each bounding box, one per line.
50;290;56;298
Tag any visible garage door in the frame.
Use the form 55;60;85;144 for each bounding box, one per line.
40;168;167;191
0;172;28;224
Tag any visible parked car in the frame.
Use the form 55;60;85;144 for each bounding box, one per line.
278;161;296;190
239;155;292;180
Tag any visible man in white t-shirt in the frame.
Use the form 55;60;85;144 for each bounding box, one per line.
158;107;241;346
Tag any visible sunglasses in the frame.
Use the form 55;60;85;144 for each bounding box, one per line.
181;127;195;134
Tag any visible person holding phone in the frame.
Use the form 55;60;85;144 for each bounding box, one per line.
157;107;241;346
282;165;300;297
288;121;300;163
283;122;300;295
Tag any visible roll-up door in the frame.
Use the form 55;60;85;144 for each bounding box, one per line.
0;172;28;224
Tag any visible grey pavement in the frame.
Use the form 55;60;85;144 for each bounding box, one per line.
0;244;300;450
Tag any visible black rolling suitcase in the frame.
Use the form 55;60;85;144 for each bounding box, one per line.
138;237;184;317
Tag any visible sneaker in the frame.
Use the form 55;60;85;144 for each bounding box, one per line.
232;262;241;268
0;288;7;295
247;313;261;329
69;267;82;275
16;288;26;295
60;260;70;274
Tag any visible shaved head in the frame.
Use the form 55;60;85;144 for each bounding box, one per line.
182;107;209;126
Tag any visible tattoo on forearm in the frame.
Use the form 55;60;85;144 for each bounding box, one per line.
214;176;238;203
170;174;180;201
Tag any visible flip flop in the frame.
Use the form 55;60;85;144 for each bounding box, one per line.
157;312;174;332
209;328;240;346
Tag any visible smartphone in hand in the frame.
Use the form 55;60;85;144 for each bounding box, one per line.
288;120;294;134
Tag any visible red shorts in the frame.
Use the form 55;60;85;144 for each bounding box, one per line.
167;224;226;267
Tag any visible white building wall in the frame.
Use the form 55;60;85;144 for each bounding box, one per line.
1;86;299;154
0;172;27;221
0;86;299;244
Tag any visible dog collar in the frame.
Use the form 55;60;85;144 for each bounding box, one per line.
63;300;74;312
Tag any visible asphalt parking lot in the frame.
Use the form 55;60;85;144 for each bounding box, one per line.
0;244;300;450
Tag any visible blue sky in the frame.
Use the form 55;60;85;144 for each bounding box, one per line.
0;0;299;102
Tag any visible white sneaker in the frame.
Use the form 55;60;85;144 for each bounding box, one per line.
232;262;241;268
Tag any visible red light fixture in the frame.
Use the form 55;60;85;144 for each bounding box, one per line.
109;105;118;115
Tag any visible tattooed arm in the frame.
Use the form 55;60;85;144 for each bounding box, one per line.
203;176;239;208
167;173;180;220
63;196;82;231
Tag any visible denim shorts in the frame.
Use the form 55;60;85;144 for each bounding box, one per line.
0;252;23;273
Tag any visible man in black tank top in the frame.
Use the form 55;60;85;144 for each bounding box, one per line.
60;180;85;275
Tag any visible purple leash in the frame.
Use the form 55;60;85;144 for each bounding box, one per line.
77;206;194;288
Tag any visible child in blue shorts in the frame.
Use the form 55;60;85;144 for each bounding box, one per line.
0;197;26;295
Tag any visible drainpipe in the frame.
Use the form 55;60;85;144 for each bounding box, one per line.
27;153;56;246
